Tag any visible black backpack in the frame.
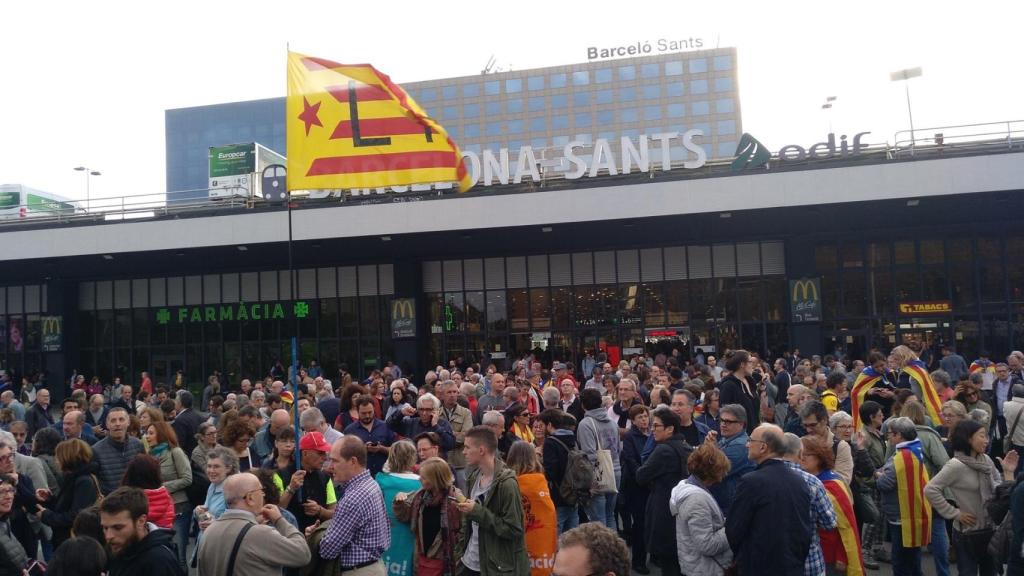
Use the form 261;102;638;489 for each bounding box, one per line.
551;437;594;507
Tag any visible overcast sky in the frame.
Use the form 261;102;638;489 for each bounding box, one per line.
1;1;1020;202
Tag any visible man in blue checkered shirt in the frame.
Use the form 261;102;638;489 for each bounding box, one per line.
781;432;837;576
318;436;390;576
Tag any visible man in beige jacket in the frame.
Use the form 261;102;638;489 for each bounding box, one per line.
198;472;311;576
439;379;474;491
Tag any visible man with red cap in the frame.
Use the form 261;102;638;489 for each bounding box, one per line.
276;430;337;531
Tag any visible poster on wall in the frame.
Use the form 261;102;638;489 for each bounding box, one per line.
8;318;23;353
41;316;62;352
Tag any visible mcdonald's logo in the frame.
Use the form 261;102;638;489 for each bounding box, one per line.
392;298;415;320
791;279;819;302
391;298;416;338
41;315;62;352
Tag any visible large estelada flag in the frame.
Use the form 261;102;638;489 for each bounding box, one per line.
286;52;473;192
850;366;883;429
818;470;865;576
902;359;943;426
893;440;932;548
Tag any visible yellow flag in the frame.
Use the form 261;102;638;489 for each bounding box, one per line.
286;52;472;192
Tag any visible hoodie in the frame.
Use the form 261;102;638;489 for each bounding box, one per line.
108;523;183;576
577;408;621;474
670;477;733;576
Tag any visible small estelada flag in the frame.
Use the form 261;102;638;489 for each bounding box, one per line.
286;51;473;192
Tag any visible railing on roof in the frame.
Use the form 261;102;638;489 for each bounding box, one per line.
892;120;1024;158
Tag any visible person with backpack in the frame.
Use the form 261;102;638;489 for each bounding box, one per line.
539;409;588;534
577;388;621;531
636;406;693;576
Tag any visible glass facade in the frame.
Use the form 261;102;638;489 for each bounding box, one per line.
814;234;1024;361
0;284;48;381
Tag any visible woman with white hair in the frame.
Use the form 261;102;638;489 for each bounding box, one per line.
831;410;879;531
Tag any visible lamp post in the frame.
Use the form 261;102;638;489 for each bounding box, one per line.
73;166;101;212
821;96;837;134
890;67;923;154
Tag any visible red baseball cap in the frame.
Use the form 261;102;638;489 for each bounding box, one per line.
299;431;331;453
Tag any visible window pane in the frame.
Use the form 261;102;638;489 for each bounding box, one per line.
552;115;569;129
716;99;735;114
528;76;544;91
843;271;867;316
691;79;708;94
530;288;551;330
644;106;661;121
486;291;507;332
921;267;948;300
484;80;500;95
463;104;480;118
921;240;944;265
485;101;501;115
528;97;545;112
507;120;523;134
552;288;571;330
821;274;839;320
597;110;614;124
596;89;614;104
690;58;708;73
508;289;529;331
665;61;683;75
573;92;590;107
894;268;920;301
642;63;659;78
621;108;638;122
620;285;641;326
713;55;732;70
980;263;1005;302
691;101;709;116
550;74;566;88
574;113;592;127
764;279;786;321
551;94;568;108
948;238;972;261
595;68;612;83
666;82;684;97
841;243;863;268
868;269;893;316
572;71;589;86
463;84;480;98
442;86;457;99
419;88;437;102
665;280;689;325
714;77;733;92
574;286;597;327
466;291;484;333
978;238;1001;260
505;78;522;93
643;85;660;99
667;103;685;118
737;279;762;321
894;241;915;265
464;124;480;138
618;66;636;81
950;264;976;309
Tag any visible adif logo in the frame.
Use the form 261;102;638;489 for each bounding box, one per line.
731;133;771;173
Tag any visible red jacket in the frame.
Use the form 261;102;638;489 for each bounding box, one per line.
144;487;175;529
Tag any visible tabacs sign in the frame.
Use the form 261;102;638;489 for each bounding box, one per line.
155;301;313;325
898;301;952;315
789;278;821;323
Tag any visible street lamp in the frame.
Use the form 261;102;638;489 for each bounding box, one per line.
73;166;101;212
890;67;923;153
821;96;837;134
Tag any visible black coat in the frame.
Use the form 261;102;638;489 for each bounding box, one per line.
107;526;184;576
541;431;577;507
725;458;812;576
172;408;203;456
25;402;54;438
635;433;691;558
41;462;100;548
719;375;760;435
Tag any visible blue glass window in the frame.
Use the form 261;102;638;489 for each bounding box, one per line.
595;68;612;83
528;76;544;91
644;106;662;121
443;105;458;118
552;135;570;146
574;134;592;145
621;108;638;122
552;115;569;130
667;103;685;118
507;120;523;134
572;71;590;85
508;140;523;151
692;122;711;135
463;84;480;98
419;88;437;102
529;117;547;132
621;129;640;139
642;63;660;78
463;104;480;118
716;99;735;114
485;122;502;136
597;110;614;124
666;82;684;97
506;78;522;93
528;97;545;112
550;73;567;88
643;85;660;100
714;77;733;92
464;124;480;138
574;113;592;127
718;141;737;158
691;79;708;94
713;55;732;71
573;92;590;107
463;143;481;154
485;101;501;115
447;125;460;138
531;138;546;148
717;120;737;135
506;99;523;114
665;61;684;76
689;58;708;73
691;101;710;116
442;86;458;99
484;80;501;95
618;87;636;102
551;94;568;109
619;66;636;81
596;89;614;104
598;131;616;141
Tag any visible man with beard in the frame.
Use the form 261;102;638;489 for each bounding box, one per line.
343;397;396;477
101;486;183;576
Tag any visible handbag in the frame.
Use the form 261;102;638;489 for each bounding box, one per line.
1003;404;1024;453
586;419;617;495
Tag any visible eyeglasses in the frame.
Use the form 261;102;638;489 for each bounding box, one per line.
652;423;667;430
835;424;854;430
0;488;14;497
720;419;742;425
0;454;11;463
244;488;265;499
746;438;767;446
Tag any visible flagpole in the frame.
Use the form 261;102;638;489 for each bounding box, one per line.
285;44;302;498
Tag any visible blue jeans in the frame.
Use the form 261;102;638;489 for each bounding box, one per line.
929;514;950;576
890;523;923;576
584;471;620;531
173;511;190;570
953;529;998;576
556;505;579;534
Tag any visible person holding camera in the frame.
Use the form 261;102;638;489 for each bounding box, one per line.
718;350;761;435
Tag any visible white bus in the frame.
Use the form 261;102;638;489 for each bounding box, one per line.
0;184;76;220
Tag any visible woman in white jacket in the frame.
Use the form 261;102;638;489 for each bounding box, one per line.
669;440;733;576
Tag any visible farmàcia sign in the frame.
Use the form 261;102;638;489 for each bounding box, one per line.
154;301;312;325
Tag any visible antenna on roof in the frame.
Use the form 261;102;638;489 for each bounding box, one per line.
481;55;496;75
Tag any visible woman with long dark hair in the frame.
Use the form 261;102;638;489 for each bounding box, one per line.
121;454;175;529
718;350;760;435
144;420;192;571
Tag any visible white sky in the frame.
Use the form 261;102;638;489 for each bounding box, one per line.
1;0;1021;201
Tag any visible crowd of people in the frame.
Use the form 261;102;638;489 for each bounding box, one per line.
2;345;1024;576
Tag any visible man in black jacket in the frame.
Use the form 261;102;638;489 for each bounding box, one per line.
101;487;184;576
171;391;204;457
25;389;54;439
725;423;812;576
539;409;579;533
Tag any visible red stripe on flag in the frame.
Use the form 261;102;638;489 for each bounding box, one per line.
326;84;391;103
902;451;917;533
302;57;377;72
330;117;427;139
306;151;458;176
